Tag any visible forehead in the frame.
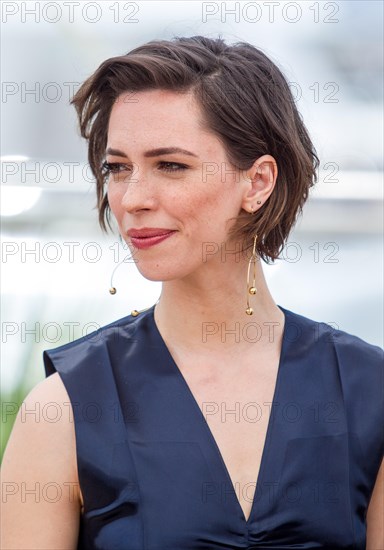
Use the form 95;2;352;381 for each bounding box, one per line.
109;89;202;133
107;89;224;159
107;90;227;162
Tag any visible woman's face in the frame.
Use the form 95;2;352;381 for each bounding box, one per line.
106;89;249;282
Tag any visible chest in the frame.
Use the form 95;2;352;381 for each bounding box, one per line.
174;354;281;521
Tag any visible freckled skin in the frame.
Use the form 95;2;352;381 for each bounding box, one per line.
106;89;249;283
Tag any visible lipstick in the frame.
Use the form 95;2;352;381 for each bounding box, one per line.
127;228;177;250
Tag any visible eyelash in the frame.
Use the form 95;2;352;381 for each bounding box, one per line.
102;162;131;175
102;161;189;175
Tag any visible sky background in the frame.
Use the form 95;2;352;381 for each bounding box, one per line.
1;0;383;397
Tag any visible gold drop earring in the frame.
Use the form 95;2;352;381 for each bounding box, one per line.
109;256;128;295
246;203;259;315
108;251;160;317
246;233;258;315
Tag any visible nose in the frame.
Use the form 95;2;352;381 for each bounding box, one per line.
120;167;156;214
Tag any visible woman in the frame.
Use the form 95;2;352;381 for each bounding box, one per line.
2;36;383;549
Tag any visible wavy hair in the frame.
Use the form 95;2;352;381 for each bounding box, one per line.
71;36;319;264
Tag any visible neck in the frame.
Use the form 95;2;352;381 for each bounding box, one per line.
153;255;285;355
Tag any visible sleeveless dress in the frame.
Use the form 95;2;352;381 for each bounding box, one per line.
43;304;384;550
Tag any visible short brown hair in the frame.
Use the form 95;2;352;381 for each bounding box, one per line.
71;35;319;264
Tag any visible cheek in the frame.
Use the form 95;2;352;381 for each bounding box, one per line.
186;176;238;216
171;189;215;227
174;183;237;240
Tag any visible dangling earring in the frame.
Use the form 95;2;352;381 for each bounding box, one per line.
246;234;258;315
108;253;161;317
109;262;121;294
109;254;132;294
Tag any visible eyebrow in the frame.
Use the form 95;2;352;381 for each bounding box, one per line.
105;147;198;158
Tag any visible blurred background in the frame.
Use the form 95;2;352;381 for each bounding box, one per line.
1;0;383;456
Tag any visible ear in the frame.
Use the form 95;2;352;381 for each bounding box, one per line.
241;155;278;213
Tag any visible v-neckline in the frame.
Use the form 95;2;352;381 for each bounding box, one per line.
149;304;290;526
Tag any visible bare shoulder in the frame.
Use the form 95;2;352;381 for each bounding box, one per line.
33;370;71;400
23;371;72;411
1;373;81;549
3;372;77;469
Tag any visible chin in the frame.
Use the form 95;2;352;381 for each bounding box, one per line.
134;261;195;283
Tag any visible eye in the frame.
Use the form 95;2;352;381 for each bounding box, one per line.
158;162;189;173
102;161;133;175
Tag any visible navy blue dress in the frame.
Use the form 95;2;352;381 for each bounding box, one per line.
43;304;383;549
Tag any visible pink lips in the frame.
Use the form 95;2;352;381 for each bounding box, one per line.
127;228;177;249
